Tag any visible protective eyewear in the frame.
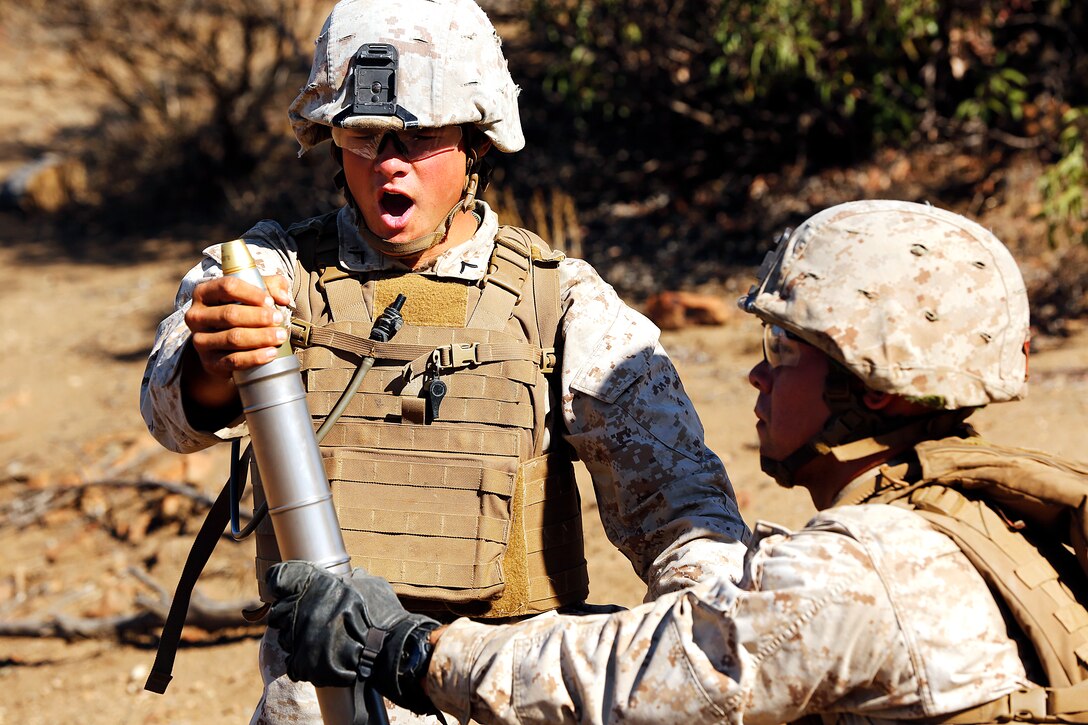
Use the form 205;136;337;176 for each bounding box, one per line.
762;324;803;368
332;125;463;162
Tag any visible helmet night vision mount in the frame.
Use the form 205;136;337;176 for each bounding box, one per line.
348;43;419;127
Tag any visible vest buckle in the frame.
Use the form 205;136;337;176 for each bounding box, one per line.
1007;687;1048;720
290;318;314;348
540;347;556;374
437;342;479;369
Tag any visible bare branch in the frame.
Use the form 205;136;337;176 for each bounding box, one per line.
0;478;251;531
0;567;263;642
988;128;1045;150
0;611;161;640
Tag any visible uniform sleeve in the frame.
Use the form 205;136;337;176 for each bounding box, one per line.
425;507;1027;725
139;221;298;452
556;258;749;593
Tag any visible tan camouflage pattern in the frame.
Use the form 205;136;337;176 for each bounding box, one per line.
739;200;1030;409
289;0;524;155
250;628;324;725
141;201;749;721
426;503;1030;724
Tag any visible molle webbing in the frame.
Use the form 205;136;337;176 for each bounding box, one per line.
853;437;1088;723
263;217;587;617
290;322;550;378
333;450;586;617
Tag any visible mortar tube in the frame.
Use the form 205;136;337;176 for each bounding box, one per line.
222;240;386;725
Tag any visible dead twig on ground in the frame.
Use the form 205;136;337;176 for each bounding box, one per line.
0;565;262;643
0;478;247;531
0;610;163;640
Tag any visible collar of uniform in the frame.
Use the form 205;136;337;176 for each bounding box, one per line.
829;455;917;508
335;202;499;281
829;466;884;508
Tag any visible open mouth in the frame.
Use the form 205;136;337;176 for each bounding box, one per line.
380;191;413;218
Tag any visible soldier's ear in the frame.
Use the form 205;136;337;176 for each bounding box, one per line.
464;125;492;157
863;389;935;417
861;389;895;411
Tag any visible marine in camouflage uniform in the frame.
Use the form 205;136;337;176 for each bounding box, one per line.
266;200;1086;723
139;0;747;722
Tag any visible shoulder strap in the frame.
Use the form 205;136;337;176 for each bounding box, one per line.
468;226;563;349
526;228;564;370
287;210;339;275
287;210;373;324
863;437;1088;691
467;226;532;331
318;268;374;324
909;485;1088;687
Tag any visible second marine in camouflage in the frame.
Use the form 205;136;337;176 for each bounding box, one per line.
267;200;1088;724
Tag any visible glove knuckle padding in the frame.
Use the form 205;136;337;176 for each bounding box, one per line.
265;560;313;601
268;561;364;687
265;562;440;712
348;570;404;630
266;561;317;653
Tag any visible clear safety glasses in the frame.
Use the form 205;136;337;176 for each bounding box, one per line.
332;125;463;162
762;324;803;368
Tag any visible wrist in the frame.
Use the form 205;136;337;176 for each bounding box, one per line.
180;342;241;429
399;621;439;682
374;619;439;714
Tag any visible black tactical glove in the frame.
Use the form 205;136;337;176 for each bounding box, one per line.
266;561;440;714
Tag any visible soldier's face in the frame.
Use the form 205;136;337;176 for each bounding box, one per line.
341;125;468;244
748;327;832;463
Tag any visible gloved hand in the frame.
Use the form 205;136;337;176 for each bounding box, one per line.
266;561;441;714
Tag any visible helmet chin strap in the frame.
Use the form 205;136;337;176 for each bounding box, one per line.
759;412;972;488
334;144;483;259
760;363;975;488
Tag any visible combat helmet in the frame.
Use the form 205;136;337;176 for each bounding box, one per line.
739;199;1031;484
289;0;524;255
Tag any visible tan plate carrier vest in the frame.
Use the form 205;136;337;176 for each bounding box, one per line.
252;212;590;619
838;435;1088;723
